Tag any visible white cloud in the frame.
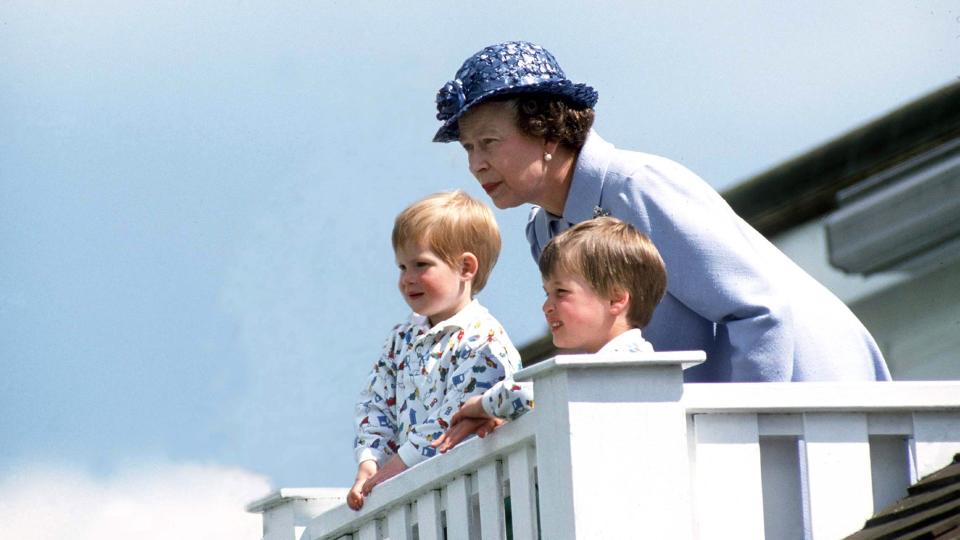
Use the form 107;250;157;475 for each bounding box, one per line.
0;462;272;540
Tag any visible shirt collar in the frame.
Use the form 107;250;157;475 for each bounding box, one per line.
598;328;651;354
561;130;614;224
416;299;488;336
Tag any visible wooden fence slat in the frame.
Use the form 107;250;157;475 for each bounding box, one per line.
803;413;873;540
445;475;473;540
506;446;538;540
357;520;380;540
693;413;765;540
759;436;804;540
386;504;411;540
416;490;443;540
477;460;505;540
869;436;911;512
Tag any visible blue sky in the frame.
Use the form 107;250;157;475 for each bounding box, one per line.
1;2;958;538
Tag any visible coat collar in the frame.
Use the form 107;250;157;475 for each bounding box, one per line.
561;130;615;224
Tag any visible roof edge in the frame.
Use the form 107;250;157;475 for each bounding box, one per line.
722;81;960;236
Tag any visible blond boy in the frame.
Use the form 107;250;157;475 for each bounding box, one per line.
349;191;521;510
433;216;667;452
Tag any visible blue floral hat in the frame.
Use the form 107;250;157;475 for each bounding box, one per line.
433;41;598;143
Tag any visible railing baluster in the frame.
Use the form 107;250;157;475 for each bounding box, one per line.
416;490;443;540
386;504;412;540
477;460;505;540
506;445;538;540
868;435;911;511
759;436;804;540
803;413;873;539
693;413;765;539
912;411;960;479
357;520;381;540
445;474;473;540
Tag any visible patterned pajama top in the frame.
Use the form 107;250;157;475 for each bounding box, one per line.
354;300;520;468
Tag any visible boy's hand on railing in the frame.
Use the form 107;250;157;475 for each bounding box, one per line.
348;460;378;511
451;395;488;424
432;416;503;453
360;455;408;498
431;396;505;453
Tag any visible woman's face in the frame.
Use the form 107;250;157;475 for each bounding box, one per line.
458;101;550;210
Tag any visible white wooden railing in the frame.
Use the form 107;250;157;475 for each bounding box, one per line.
248;352;960;540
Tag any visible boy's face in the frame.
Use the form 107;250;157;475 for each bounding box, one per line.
396;241;472;326
542;269;617;354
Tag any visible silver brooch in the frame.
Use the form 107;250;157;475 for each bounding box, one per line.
592;206;610;218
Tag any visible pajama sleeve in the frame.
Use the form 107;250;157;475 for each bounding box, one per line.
354;327;401;466
481;376;534;420
396;328;518;467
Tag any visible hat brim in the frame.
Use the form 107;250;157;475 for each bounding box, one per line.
432;80;597;143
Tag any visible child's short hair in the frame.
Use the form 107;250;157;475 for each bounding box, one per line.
392;190;501;293
538;216;667;328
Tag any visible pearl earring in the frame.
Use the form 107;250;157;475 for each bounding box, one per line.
544;152;552;162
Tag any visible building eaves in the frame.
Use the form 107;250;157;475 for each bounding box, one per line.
723;81;960;237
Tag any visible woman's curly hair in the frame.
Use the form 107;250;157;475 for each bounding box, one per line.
495;94;595;151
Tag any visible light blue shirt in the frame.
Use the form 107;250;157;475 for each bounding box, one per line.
528;131;890;382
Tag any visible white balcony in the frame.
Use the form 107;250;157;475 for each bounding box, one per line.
248;352;960;540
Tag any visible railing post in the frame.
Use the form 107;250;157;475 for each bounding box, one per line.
516;351;704;540
247;488;348;540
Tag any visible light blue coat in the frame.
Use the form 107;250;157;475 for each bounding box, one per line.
528;132;891;382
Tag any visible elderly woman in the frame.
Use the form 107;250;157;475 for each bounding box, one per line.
430;41;891;451
432;42;893;449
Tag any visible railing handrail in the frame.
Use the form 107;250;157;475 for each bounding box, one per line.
682;380;960;413
514;350;708;381
246;488;348;513
252;353;960;540
303;410;538;539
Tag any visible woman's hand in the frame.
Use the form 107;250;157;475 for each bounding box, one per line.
361;455;408;497
347;460;378;511
431;396;504;453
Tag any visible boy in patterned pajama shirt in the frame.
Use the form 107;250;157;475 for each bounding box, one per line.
433;216;667;452
347;190;521;511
